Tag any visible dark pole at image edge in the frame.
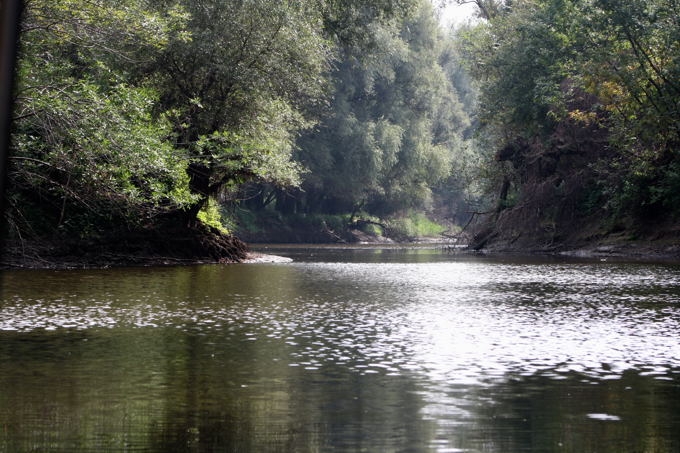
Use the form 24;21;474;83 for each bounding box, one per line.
0;0;23;253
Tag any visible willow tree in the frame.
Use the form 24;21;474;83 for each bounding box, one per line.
150;0;331;224
293;0;469;217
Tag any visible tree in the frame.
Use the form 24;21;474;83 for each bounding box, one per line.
9;0;194;237
569;0;680;215
291;0;470;218
456;0;680;249
150;0;331;225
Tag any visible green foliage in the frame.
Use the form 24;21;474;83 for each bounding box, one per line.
389;212;447;239
457;0;574;138
8;0;336;240
196;198;229;234
360;222;384;237
152;0;332;219
320;0;417;50
9;0;195;237
653;161;680;215
294;0;470;218
458;0;680;231
307;214;352;233
10;0;474;245
232;208;262;235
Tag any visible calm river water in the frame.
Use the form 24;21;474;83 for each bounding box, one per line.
1;245;680;452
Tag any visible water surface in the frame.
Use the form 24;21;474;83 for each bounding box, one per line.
1;246;679;452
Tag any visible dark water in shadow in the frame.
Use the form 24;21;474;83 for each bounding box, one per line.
1;246;679;452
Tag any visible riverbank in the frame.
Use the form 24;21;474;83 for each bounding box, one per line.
560;241;680;262
0;248;290;269
0;223;249;270
465;203;680;263
471;233;680;263
3;228;680;270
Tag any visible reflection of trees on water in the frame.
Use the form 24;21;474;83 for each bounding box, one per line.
4;325;676;452
0;329;170;451
2;263;680;451
445;370;680;453
147;326;434;452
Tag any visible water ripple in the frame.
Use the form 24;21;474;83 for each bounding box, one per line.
2;261;680;384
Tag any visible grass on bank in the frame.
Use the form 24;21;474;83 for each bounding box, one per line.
231;207;452;242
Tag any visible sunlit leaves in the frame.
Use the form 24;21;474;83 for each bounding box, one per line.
195;99;307;193
12;78;195;223
9;0;195;234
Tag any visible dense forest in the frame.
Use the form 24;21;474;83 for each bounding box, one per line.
3;0;680;265
235;0;475;242
457;0;680;253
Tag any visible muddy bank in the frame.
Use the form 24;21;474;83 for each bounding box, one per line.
558;241;680;262
464;187;680;263
1;223;249;269
470;229;680;262
0;220;445;269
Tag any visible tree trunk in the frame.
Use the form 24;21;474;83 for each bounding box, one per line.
184;161;211;225
497;176;510;212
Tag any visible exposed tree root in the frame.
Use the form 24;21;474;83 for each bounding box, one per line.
1;223;249;269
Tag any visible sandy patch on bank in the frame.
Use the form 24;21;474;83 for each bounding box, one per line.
244;253;293;263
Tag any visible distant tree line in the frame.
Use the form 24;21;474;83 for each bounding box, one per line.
242;1;472;221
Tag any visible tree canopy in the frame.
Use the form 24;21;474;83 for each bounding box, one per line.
10;0;195;237
10;0;676;255
8;0;476;249
7;0;333;240
242;0;473;232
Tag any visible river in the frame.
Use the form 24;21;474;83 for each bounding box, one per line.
1;245;679;452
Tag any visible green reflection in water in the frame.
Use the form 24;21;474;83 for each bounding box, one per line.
0;327;435;452
451;371;680;453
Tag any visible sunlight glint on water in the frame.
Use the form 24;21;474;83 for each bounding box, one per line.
1;251;680;452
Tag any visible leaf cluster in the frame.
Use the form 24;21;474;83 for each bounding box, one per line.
9;0;332;238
